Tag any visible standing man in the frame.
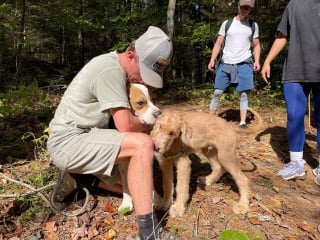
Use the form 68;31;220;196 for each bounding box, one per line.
208;0;261;128
261;0;320;184
47;26;186;239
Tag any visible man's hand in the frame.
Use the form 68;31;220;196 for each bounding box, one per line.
253;62;261;72
208;59;216;72
261;63;271;83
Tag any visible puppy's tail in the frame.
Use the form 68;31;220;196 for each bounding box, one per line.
234;107;264;134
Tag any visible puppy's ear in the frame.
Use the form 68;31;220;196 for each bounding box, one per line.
181;122;193;145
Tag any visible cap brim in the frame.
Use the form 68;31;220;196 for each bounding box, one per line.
239;2;254;7
139;62;163;88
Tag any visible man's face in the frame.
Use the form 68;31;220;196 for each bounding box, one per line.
238;4;253;17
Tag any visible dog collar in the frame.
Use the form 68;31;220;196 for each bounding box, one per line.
163;143;186;160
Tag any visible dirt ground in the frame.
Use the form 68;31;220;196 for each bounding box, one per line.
1;102;320;240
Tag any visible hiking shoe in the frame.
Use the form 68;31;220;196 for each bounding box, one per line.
239;123;248;129
50;170;77;211
312;166;320;185
312;166;320;177
146;227;187;240
277;160;306;180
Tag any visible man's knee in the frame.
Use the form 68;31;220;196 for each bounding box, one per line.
213;89;224;98
239;91;248;110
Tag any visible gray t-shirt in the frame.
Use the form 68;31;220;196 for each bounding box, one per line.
48;51;130;152
278;0;320;83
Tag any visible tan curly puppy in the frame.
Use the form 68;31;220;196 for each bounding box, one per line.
151;108;263;217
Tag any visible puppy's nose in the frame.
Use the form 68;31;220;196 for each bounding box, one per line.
153;110;162;118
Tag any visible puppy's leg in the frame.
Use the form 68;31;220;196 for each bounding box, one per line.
170;156;191;217
199;148;226;185
154;157;174;211
118;161;134;212
221;159;250;214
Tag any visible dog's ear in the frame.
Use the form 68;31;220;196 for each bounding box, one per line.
181;121;193;145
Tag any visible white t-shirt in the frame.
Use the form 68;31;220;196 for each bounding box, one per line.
219;17;259;64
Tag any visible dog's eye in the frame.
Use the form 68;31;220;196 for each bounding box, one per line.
137;101;145;106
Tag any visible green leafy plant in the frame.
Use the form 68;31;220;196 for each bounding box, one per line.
21;127;50;160
118;207;131;216
0;82;50;117
219;230;263;240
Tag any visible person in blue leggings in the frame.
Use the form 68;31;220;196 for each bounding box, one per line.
261;0;320;184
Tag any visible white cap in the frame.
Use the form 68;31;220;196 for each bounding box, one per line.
239;0;255;8
135;26;173;88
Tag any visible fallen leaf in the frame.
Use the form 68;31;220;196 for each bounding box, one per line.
211;196;222;204
104;203;117;212
298;223;313;232
73;223;88;237
264;197;282;214
103;228;117;239
272;186;280;192
13;221;22;237
43;221;57;240
104;213;115;225
88;222;99;239
248;216;261;225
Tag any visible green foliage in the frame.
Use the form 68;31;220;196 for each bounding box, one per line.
21;128;49;150
119;207;131;216
219;229;263;240
0;82;50;117
16;195;47;221
191;23;211;46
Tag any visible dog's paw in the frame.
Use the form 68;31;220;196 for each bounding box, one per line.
232;202;249;214
118;193;134;213
197;176;212;185
169;203;186;218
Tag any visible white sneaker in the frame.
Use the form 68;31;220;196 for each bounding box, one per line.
277;160;306;180
312;166;320;185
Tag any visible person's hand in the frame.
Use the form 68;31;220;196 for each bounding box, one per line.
261;63;271;83
253;62;261;72
208;59;216;72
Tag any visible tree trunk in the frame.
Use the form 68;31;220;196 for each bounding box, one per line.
167;0;176;40
14;0;26;85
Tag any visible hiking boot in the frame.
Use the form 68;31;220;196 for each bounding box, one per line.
50;170;77;211
239;123;248;129
146;227;187;240
277;160;306;180
312;166;320;185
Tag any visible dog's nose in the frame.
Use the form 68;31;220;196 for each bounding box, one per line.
153;110;162;118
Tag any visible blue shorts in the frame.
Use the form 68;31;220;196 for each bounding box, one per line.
214;62;254;92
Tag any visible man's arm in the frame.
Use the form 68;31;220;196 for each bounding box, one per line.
111;107;151;133
208;35;224;72
252;38;261;72
261;33;288;83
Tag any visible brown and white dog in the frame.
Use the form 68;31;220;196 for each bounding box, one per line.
116;83;161;212
150;108;263;217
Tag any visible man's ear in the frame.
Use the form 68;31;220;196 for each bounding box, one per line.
127;50;136;61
